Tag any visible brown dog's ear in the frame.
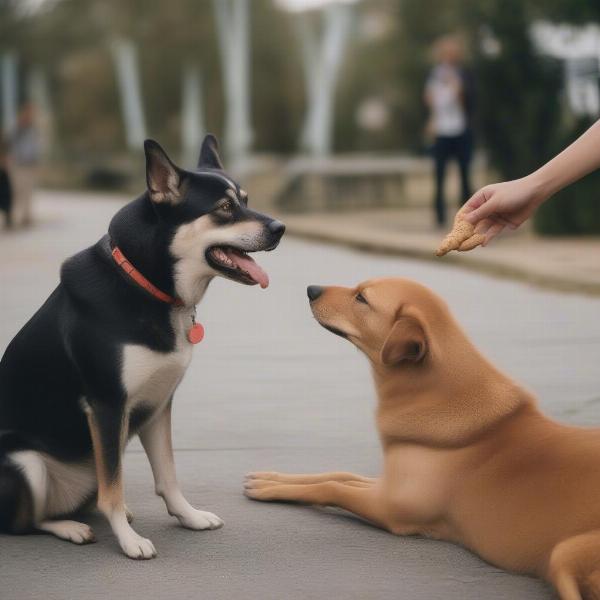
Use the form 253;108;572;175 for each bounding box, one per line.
380;317;427;366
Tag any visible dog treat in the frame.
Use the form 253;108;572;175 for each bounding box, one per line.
436;218;473;256
436;208;487;256
458;233;486;252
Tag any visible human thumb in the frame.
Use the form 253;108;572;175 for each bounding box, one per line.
462;189;495;224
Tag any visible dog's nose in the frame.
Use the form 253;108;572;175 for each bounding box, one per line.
268;220;286;239
307;285;323;302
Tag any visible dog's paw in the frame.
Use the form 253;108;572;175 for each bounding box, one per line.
176;509;224;531
43;520;96;544
244;477;282;501
120;533;157;560
65;521;96;544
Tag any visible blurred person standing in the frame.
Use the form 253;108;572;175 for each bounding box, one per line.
424;35;475;227
0;135;12;228
9;102;41;227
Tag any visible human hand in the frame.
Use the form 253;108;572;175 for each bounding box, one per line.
435;174;547;256
461;175;546;246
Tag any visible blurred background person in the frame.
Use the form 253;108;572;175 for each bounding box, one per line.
424;34;475;228
0;135;12;229
9;102;41;228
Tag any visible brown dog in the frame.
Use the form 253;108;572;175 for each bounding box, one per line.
245;277;600;600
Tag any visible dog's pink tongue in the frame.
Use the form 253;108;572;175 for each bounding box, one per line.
226;249;269;289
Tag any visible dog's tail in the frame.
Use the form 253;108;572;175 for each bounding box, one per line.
547;530;600;600
0;431;34;534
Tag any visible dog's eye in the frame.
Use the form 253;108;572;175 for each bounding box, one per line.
355;292;368;305
218;200;234;213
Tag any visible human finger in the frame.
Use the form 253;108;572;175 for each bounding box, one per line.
462;189;496;224
482;223;505;246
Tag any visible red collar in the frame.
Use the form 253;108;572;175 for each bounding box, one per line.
110;244;204;344
111;246;184;307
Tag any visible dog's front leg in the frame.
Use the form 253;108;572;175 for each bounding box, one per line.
86;402;157;559
246;479;412;535
247;471;376;485
139;400;223;530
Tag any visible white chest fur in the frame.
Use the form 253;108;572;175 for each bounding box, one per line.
121;308;194;416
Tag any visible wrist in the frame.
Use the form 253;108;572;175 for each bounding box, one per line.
527;170;556;207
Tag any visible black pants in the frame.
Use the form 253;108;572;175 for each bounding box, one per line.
0;168;12;227
432;132;473;226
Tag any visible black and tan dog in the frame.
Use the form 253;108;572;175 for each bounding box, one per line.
0;135;284;559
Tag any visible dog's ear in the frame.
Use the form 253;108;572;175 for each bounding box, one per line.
380;316;428;366
144;139;182;205
198;134;224;170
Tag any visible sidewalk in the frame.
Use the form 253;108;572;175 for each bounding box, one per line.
3;190;600;599
281;207;600;296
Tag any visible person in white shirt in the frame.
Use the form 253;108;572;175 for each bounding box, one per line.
424;35;475;227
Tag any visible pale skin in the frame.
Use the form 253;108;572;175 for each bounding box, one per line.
461;118;600;246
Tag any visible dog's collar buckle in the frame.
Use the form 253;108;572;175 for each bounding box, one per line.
187;309;205;345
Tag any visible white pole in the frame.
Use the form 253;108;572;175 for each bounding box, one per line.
213;0;252;170
1;51;18;136
181;63;205;168
28;66;54;155
297;4;353;156
110;38;147;150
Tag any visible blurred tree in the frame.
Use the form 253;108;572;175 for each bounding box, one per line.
533;118;600;236
467;0;564;180
468;0;600;235
0;0;598;213
334;0;403;152
336;0;467;153
0;0;302;162
530;0;600;24
529;0;600;235
251;0;303;154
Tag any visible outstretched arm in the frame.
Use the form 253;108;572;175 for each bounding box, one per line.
438;119;600;252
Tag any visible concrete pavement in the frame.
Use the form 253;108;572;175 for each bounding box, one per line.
2;190;600;599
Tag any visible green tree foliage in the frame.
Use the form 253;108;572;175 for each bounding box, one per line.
524;0;600;235
469;0;564;180
250;0;304;153
534;118;600;235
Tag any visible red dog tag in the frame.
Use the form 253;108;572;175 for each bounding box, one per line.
187;323;205;344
